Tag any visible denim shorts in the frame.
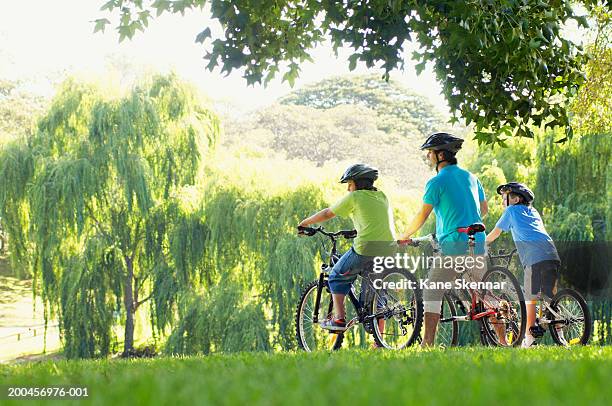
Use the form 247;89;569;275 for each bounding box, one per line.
328;247;372;295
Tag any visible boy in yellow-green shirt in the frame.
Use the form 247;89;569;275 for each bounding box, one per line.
298;163;396;331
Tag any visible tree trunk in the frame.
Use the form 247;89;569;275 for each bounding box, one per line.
123;256;135;356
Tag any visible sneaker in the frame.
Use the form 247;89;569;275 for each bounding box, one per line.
320;317;347;332
521;334;536;348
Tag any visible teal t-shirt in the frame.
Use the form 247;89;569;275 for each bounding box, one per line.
330;190;396;256
423;165;486;254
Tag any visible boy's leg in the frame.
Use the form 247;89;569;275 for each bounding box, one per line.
523;265;537;347
332;293;346;319
526;302;537;333
324;248;363;330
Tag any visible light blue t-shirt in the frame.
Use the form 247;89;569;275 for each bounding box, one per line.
495;204;560;267
423;165;486;254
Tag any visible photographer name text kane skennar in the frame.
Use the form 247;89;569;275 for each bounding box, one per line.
373;278;507;291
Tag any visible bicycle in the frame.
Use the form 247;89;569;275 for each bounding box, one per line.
489;248;591;347
411;223;527;347
295;226;423;351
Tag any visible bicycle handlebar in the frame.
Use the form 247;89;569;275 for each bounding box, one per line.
297;226;357;240
487;248;517;260
398;233;438;248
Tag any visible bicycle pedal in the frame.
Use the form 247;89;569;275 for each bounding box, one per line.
529;325;546;338
345;318;358;329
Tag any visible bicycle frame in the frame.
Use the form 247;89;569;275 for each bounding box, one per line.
427;232;510;323
306;226;368;326
312;268;385;328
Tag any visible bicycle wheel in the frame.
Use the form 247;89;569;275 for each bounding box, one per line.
435;293;459;347
371;269;423;349
549;289;591;346
295;280;344;351
480;266;526;347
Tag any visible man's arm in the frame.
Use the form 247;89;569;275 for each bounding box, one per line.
399;203;433;240
299;208;336;227
480;200;488;218
486;227;503;244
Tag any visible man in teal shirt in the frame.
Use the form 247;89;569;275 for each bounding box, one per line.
400;133;488;346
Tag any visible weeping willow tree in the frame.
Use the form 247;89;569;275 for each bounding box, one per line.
0;74;219;357
536;132;611;241
160;180;332;352
535;133;612;344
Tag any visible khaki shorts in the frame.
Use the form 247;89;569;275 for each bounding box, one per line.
423;254;488;314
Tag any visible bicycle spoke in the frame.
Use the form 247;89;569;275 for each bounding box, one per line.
371;270;422;349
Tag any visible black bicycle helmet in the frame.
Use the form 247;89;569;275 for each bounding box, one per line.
340;163;379;183
420;132;464;153
497;182;535;203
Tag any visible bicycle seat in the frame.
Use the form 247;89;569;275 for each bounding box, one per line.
456;223;486;236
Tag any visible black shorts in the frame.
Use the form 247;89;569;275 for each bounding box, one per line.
524;260;560;300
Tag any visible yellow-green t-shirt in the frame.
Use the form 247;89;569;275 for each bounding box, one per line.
330;190;396;256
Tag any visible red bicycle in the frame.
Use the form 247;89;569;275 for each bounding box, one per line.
411;223;527;347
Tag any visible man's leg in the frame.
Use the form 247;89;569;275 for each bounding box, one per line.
422;312;440;347
422;255;454;347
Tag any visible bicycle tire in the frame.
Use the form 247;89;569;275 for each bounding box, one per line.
480;266;526;347
549;289;591;346
371;268;423;349
436;293;459;347
295;280;344;351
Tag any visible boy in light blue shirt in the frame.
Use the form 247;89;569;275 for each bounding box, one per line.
486;182;562;347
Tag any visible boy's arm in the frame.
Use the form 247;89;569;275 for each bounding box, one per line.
298;208;336;227
486;227;503;244
399;203;433;240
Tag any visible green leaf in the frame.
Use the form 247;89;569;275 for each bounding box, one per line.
574;15;589;29
93;18;110;34
139;11;151;27
152;0;171;17
195;28;212;44
415;61;426;75
100;1;116;12
348;54;359;71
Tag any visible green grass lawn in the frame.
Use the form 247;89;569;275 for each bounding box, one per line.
1;346;610;405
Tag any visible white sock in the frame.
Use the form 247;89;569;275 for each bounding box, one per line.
522;333;535;348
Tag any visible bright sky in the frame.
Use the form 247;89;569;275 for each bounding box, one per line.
0;0;450;114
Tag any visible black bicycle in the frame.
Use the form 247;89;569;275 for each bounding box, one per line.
295;226;423;351
489;248;591;346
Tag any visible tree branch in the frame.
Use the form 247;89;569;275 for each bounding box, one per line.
134;294;152;310
86;204;113;242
